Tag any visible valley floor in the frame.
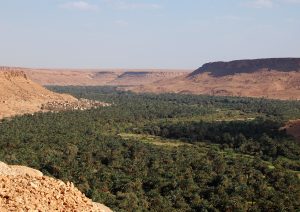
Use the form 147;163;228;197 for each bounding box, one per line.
0;86;299;211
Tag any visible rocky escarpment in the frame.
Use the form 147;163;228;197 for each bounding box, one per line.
0;161;112;212
126;58;300;100
190;58;300;77
0;67;31;80
2;71;28;80
0;69;112;119
0;68;77;119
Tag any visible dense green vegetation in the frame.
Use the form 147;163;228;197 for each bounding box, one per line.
0;86;299;211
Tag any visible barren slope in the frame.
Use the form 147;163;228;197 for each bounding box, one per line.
0;67;76;119
127;59;300;100
129;70;300;100
0;161;111;212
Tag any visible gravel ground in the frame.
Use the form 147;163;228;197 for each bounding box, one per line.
0;162;112;212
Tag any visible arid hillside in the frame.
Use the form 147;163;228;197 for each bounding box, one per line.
128;58;300;100
0;67;77;119
129;70;300;100
0;161;111;212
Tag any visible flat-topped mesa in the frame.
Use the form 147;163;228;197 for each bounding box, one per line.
190;58;300;77
118;71;186;78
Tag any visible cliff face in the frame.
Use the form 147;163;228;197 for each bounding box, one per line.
2;71;27;80
190;58;300;77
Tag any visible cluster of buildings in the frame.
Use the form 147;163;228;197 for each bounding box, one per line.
41;98;111;112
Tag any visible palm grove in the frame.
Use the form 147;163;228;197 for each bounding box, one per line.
0;86;299;211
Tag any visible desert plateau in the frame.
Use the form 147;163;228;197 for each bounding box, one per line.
10;58;298;101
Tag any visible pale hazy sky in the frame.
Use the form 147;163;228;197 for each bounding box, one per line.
0;0;300;69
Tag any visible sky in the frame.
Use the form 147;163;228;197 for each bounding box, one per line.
0;0;300;69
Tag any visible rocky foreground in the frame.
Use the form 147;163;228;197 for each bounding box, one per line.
0;162;112;212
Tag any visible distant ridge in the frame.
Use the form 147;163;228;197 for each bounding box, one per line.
22;68;188;86
122;58;300;100
190;58;300;77
1;60;300;100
